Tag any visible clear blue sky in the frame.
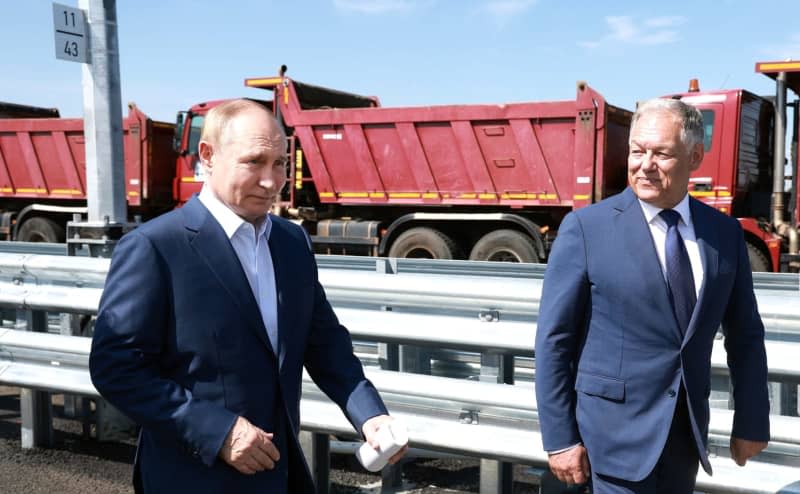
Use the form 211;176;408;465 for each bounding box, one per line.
3;0;799;123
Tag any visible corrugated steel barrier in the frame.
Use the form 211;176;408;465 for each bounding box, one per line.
0;251;799;494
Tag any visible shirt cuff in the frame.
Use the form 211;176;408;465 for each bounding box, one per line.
547;442;582;455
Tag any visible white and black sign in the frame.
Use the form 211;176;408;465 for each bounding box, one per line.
53;3;89;63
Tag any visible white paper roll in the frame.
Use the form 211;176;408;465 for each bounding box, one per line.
356;419;409;472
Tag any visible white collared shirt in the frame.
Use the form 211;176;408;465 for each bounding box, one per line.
637;194;704;298
199;186;280;355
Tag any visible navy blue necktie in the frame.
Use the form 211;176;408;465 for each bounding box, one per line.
659;209;696;336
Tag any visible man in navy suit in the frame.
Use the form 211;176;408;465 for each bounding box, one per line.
535;98;770;493
89;99;405;493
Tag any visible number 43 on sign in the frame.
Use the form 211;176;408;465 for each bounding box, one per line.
53;2;89;64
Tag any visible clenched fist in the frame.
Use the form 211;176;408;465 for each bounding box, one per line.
219;416;281;475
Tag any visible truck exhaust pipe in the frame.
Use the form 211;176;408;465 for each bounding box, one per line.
772;71;800;257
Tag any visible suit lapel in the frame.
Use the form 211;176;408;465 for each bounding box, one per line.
616;188;683;343
682;199;719;348
182;197;276;356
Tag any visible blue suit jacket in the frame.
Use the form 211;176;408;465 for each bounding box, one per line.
535;188;770;481
89;196;387;493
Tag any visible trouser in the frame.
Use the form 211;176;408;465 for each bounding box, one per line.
589;389;699;494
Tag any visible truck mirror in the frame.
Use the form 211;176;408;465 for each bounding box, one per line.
173;111;187;153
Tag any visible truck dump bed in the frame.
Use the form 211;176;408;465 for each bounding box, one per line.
0;104;176;209
248;77;631;209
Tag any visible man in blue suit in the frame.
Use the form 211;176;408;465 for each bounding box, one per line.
89;99;405;493
535;98;770;493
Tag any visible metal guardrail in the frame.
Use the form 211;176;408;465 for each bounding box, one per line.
1;328;800;494
0;252;799;493
1;240;795;290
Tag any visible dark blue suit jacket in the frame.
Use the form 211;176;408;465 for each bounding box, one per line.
89;196;387;493
535;188;770;481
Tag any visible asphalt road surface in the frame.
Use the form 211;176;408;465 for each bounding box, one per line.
0;386;539;493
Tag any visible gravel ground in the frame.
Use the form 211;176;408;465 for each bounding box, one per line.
0;386;540;493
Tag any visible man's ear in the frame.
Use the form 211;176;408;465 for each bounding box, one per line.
198;140;213;173
689;142;704;171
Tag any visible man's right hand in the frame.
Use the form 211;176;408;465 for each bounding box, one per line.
548;444;590;485
219;416;280;474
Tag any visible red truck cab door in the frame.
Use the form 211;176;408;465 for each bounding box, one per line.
174;111;206;204
682;100;731;213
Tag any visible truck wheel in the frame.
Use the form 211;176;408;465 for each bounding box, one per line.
469;229;539;263
388;227;460;259
746;242;771;272
16;217;65;243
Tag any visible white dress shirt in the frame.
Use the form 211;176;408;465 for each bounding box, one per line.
637;193;704;298
199;186;280;355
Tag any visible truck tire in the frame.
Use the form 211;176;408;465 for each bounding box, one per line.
16;217;65;243
469;229;539;263
387;227;460;259
746;241;771;272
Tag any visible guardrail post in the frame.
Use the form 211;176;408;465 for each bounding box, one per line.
709;373;731;410
299;430;330;494
376;260;432;376
59;312;94;438
19;309;53;448
378;322;405;492
479;351;514;494
399;346;431;375
776;381;799;416
59;313;84;430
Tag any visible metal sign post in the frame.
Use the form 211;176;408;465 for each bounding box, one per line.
77;0;127;226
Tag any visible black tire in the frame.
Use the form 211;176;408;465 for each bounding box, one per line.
16;217;65;243
387;227;460;259
468;229;540;263
746;241;771;272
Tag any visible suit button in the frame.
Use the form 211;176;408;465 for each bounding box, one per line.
668;389;677;397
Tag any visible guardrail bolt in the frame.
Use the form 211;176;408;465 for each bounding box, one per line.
459;410;479;425
478;310;500;322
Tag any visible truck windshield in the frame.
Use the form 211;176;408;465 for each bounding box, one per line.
187;116;205;155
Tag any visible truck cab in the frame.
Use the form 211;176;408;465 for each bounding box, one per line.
172;98;277;206
667;71;799;271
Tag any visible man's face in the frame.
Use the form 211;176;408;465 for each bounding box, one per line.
200;108;287;223
627;111;703;209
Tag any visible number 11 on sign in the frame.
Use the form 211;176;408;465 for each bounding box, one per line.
52;3;89;64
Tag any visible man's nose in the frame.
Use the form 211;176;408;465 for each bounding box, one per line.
640;151;656;171
259;176;277;189
259;169;286;189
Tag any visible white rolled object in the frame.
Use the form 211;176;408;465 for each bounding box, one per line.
355;419;409;472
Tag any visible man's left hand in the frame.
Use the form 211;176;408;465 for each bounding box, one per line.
730;437;768;466
362;415;408;465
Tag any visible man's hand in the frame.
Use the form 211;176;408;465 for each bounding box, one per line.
730;437;767;466
548;444;590;485
219;416;280;474
362;415;408;465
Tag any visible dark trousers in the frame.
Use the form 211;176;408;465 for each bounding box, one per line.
590;390;699;494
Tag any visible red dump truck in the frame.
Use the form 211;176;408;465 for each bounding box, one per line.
228;65;798;271
2;62;797;271
174;75;632;263
0;104;177;242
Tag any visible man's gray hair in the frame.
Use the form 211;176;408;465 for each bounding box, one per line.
631;98;704;150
